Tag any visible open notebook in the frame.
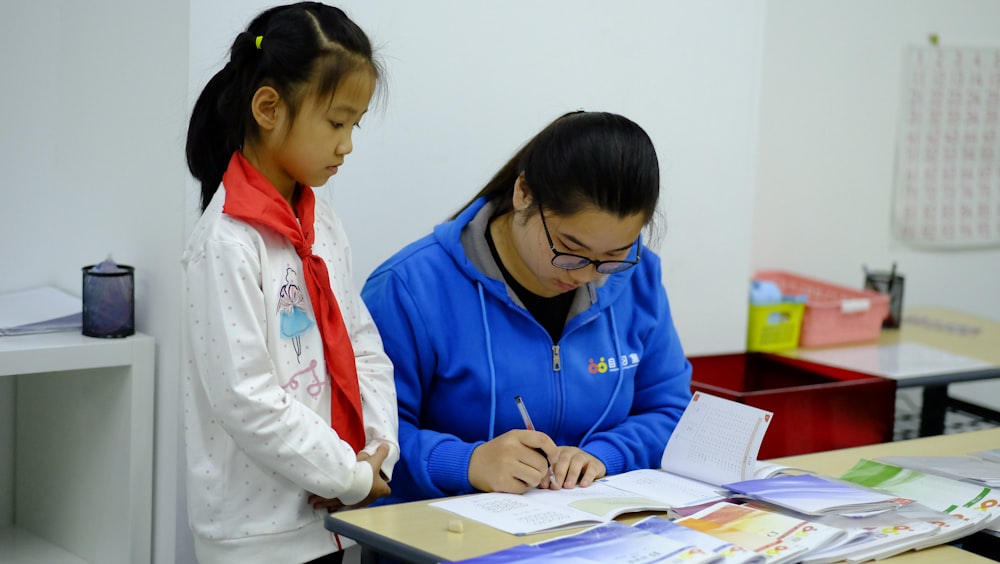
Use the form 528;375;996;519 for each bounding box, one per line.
431;392;798;535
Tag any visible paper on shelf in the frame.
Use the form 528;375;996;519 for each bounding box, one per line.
0;286;82;336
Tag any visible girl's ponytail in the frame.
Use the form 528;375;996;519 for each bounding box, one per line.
186;30;262;211
186;62;239;211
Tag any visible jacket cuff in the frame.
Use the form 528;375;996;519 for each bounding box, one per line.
428;440;480;495
336;460;375;506
584;440;626;477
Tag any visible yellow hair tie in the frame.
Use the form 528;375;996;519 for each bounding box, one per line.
255;35;263;50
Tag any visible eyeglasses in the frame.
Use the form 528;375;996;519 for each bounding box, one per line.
538;206;641;274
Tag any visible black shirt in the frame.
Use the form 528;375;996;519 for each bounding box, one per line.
485;222;574;343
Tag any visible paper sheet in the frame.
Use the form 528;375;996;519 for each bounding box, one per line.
0;286;82;335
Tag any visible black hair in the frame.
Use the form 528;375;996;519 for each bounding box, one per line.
456;111;660;224
186;2;381;211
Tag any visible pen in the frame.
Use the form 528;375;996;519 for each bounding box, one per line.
514;395;558;486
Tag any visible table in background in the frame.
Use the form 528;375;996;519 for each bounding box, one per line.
781;306;1000;437
325;428;1000;564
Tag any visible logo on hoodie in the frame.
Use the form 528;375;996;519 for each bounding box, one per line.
587;353;641;374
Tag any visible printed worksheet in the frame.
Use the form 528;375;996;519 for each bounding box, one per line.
660;391;772;486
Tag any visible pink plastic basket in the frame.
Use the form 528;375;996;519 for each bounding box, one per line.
754;270;890;347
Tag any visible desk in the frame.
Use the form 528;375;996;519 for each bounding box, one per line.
325;428;1000;563
780;306;1000;436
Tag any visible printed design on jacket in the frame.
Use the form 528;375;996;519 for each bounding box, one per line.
586;352;641;375
277;267;315;362
279;358;326;398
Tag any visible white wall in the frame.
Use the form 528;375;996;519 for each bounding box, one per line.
753;0;1000;320
753;0;1000;409
190;0;766;360
0;1;190;562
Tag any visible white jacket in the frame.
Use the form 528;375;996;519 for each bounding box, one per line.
181;187;399;564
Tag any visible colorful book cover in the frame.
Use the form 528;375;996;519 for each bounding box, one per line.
534;521;721;564
879;455;1000;487
794;511;940;563
452;521;723;564
450;544;561;563
676;502;846;564
722;474;906;516
839;459;1000;524
634;516;765;564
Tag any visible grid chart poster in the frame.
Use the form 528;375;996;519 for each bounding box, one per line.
893;46;1000;248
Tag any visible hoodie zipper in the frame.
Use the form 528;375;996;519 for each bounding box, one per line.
552;344;562;372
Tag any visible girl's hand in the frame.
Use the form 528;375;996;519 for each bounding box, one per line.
545;446;606;489
308;495;344;512
349;443;392;507
308;443;392;510
469;430;559;494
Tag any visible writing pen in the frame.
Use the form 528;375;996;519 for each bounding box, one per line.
514;395;558;486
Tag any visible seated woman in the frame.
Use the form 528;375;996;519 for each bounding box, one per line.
362;110;692;504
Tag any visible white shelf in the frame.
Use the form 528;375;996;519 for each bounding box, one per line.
0;331;149;377
0;526;88;564
0;331;154;564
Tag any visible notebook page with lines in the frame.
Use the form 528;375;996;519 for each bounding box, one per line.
660;391;772;487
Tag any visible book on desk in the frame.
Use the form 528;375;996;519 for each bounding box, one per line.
428;393;1000;563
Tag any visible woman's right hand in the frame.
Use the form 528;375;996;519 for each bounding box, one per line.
468;430;559;493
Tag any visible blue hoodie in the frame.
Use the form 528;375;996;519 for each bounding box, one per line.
361;197;692;504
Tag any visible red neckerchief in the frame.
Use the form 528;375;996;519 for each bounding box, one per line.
222;152;364;452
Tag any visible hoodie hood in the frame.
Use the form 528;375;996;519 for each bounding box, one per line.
433;196;638;316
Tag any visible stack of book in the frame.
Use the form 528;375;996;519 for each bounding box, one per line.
438;392;1000;564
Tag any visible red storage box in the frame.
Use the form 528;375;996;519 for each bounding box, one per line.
754;270;890;347
689;353;896;459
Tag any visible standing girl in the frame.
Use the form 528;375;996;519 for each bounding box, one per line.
183;3;398;563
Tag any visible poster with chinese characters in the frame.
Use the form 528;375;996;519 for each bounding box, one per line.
893;46;1000;248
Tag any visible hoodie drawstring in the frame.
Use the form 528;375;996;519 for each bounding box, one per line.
477;281;498;440
580;306;625;445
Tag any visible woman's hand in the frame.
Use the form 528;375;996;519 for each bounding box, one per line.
544;446;606;489
468;430;559;494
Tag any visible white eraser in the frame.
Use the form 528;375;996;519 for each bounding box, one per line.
447;519;464;533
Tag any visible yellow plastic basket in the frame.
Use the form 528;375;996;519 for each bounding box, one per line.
746;302;805;352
